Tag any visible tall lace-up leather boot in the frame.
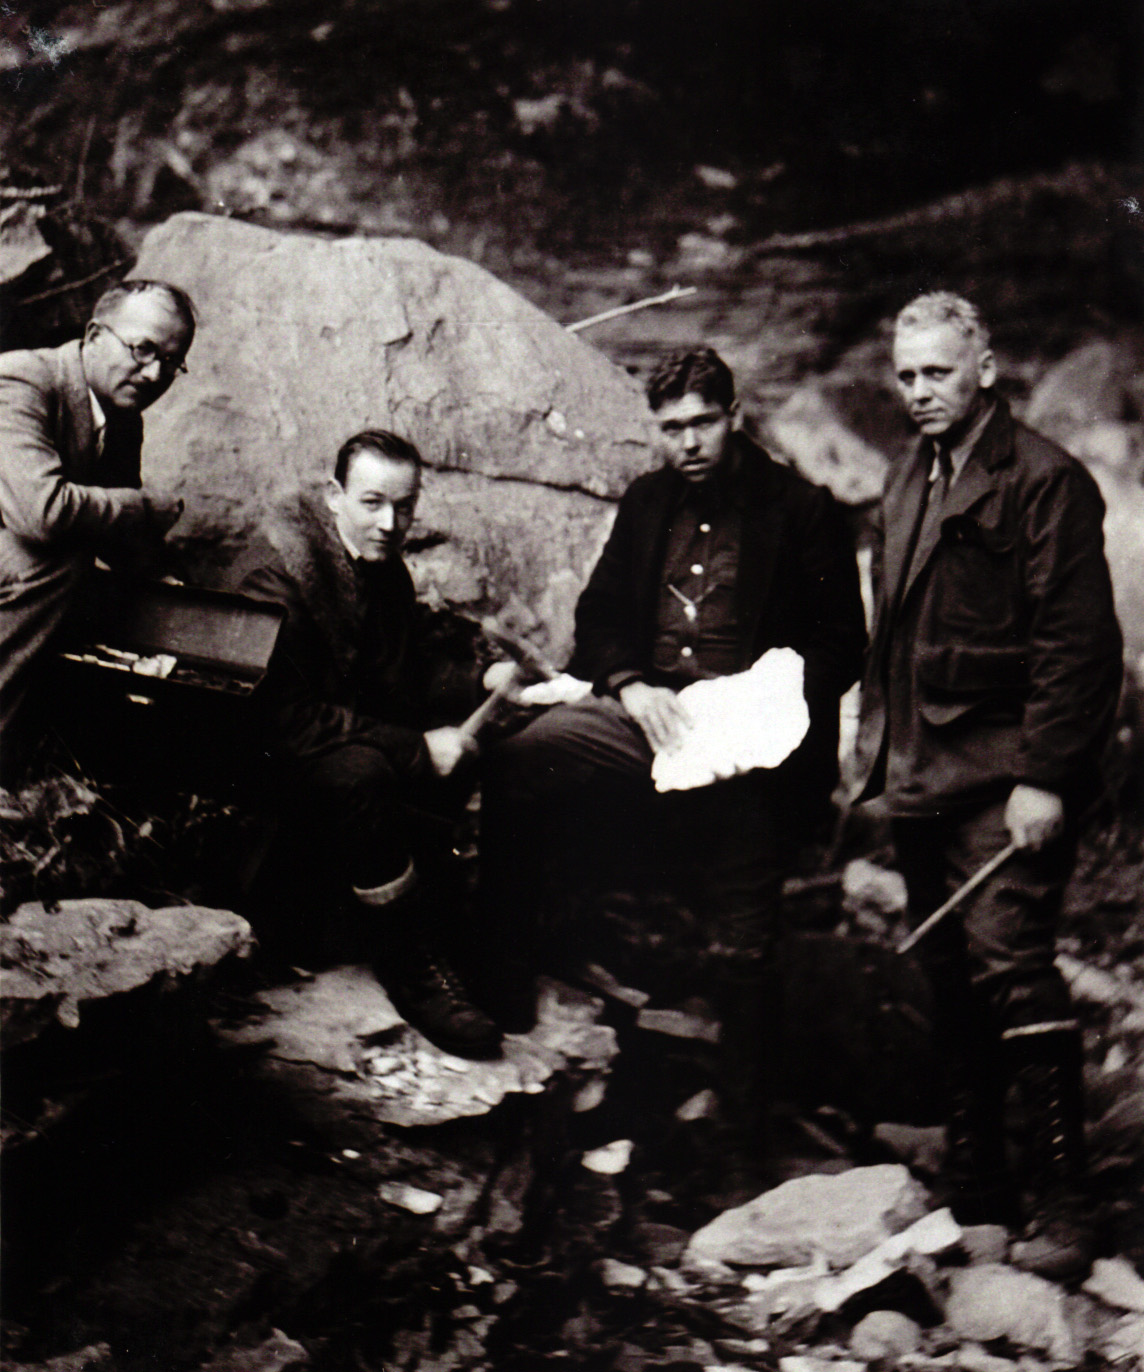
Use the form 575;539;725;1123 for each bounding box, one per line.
1005;1021;1094;1281
939;1044;1020;1229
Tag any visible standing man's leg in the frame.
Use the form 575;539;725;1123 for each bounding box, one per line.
896;801;1090;1273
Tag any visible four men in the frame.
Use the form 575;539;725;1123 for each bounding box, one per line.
855;292;1123;1275
0;281;1127;1260
0;280;193;785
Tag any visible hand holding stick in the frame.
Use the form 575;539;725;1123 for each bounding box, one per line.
896;841;1019;956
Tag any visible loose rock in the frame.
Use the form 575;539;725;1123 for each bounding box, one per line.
945;1264;1077;1364
1083;1256;1144;1313
849;1309;922;1360
684;1164;931;1270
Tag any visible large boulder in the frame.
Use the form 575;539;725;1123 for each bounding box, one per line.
1025;338;1139;446
131;213;657;645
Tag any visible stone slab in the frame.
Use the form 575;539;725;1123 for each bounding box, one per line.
1;899;254;1049
215;969;617;1128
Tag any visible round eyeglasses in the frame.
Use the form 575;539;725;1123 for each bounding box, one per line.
100;322;188;376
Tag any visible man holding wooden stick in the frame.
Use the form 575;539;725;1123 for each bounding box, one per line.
238;429;519;1059
854;293;1123;1277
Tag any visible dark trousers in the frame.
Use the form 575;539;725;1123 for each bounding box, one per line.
275;742;470;896
480;695;785;963
481;695;786;1132
893;800;1077;1045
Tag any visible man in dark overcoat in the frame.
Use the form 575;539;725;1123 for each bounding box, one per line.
0;280;192;785
854;292;1123;1277
478;348;866;1162
238;429;504;1059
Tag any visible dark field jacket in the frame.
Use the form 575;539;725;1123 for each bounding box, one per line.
566;432;867;813
854;397;1123;810
237;493;478;780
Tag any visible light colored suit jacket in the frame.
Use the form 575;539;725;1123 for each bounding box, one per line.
0;340;151;779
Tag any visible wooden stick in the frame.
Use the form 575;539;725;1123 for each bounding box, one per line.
480;620;560;681
567;284;697;333
456;664;524;741
896;841;1019;956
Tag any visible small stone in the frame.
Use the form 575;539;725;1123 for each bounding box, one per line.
959;1224;1011;1265
1083;1256;1144;1313
849;1309;922;1360
636;1007;721;1043
198;1329;310;1370
582;1139;634;1175
677;1088;720;1122
596;1258;647;1289
377;1182;444;1214
843;858;909;919
629;1221;690;1265
873;1122;946;1176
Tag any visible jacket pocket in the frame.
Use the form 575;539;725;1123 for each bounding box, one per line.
915;642;1028;726
934;513;1021;631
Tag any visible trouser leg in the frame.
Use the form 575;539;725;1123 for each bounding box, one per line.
279;743;499;1058
895;811;1015;1224
476;696;656;1025
667;775;784;1165
895;803;1085;1240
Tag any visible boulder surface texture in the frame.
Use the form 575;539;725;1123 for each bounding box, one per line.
131;214;657;655
1;898;254;1048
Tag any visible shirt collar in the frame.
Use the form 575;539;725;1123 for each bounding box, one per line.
928;395;996;488
88;387;107;434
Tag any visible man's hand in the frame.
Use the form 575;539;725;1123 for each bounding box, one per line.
423;725;477;778
482;660;518;694
618;680;693;754
1004;783;1065;850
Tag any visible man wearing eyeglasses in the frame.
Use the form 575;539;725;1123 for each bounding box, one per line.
0;278;194;786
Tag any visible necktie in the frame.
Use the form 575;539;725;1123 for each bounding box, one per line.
906;444;953;584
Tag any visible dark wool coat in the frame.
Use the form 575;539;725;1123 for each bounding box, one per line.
236;491;480;779
854;397;1123;811
566;431;867;814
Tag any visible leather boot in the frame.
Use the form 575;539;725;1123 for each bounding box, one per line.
1005;1022;1095;1281
940;1052;1020;1228
358;866;503;1060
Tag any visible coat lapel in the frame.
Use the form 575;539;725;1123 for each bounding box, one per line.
735;447;789;655
57;340;96;476
880;442;930;618
898;400;1011;607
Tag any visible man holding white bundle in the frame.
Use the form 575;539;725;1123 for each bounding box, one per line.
477;348;865;1162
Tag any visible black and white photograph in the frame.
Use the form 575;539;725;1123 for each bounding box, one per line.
1;2;1142;1368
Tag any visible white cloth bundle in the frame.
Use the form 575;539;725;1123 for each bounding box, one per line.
651;647;809;793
